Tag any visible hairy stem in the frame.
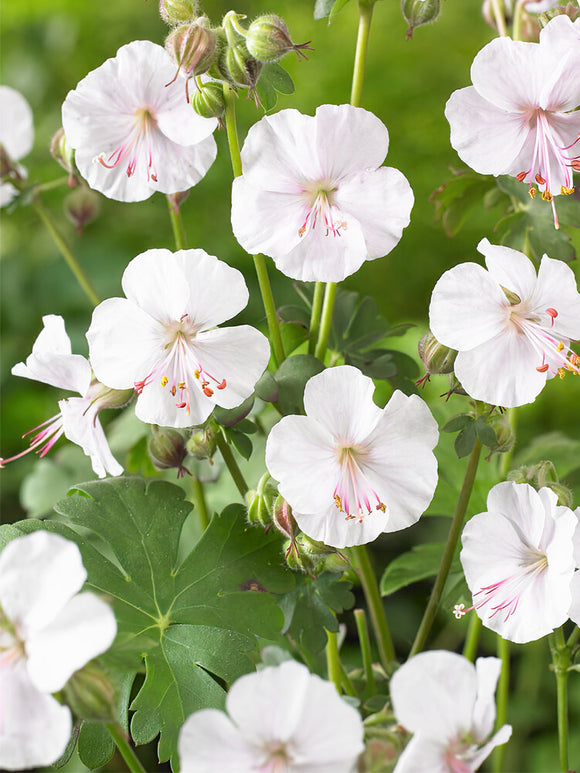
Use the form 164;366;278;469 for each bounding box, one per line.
166;195;188;250
216;429;249;498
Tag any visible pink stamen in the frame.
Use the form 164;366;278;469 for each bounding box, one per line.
333;446;386;523
0;414;64;467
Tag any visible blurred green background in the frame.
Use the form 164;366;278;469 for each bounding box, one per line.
1;0;579;771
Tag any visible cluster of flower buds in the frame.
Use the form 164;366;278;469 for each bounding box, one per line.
159;4;311;115
508;460;574;507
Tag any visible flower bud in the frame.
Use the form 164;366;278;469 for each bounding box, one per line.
159;0;199;26
148;425;190;477
64;186;100;234
418;331;457;375
50;127;76;183
272;495;298;542
245;15;313;63
186;424;217;462
62;662;116;722
191;81;226;121
487;417;515;455
507;461;573;506
246;473;277;527
220;40;262;90
284;532;338;575
401;0;441;38
88;381;134;412
165;18;218;82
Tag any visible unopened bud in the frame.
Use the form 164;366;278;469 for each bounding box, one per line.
165;18;218;84
159;0;199;26
167;189;190;213
488;418;515;455
245;14;313;63
272;495;298;541
284;532;337;575
88;381;134;412
507;461;573;506
148;425;190;477
192;81;226;120
418;332;457;376
64;186;100;234
546;481;574;508
50;128;76;182
220;40;262;90
246;473;277;527
402;0;441;38
62;662;116;722
186;425;217;462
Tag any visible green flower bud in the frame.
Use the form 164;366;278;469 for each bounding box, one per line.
284;532;338;575
417;331;457;383
165;18;218;87
62;662;116;722
272;495;298;541
486;413;515;455
245;14;313;63
50;128;75;175
401;0;442;39
507;461;573;506
220;39;262;90
88;381;134;412
246;473;277;527
191;81;226;120
148;425;190;477
186;425;217;462
64;185;100;234
159;0;199;26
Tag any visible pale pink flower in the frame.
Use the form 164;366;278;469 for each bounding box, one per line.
0;531;117;770
265;365;438;548
390;650;512;773
458;481;578;643
1;315;123;478
61;41;217;202
445;18;580;227
87;248;270;428
178;660;365;773
429;238;580;408
231;104;414;282
0;86;33;207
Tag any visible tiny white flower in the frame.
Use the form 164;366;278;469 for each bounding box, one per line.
265;365;439;548
390;650;512;773
87;248;271;428
0;86;34;207
0;531;117;770
429;238;580;408
459;481;578;643
1;315;123;478
178;660;365;773
445;19;580;227
61;40;218;202
231;104;414;282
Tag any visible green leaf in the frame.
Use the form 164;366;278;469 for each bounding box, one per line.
227;428;253;460
380;543;448;596
254;370;279;403
255;75;277;111
442;414;473;433
474;416;498;448
275;354;324;415
431;170;497;237
455;424;477;458
329;0;353;19
279;320;309;356
1;480;293;768
261;63;295;95
278;573;354;653
213;396;254;428
314;0;338;18
78;722;114;769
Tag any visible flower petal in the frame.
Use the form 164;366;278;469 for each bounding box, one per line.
393;737;450;773
471;657;501;742
0;86;34;161
478;238;538;301
121;250;190;323
470;38;543;112
529;255;580;340
60;398;123;478
178;709;258;773
134;377;212;428
292;502;387;548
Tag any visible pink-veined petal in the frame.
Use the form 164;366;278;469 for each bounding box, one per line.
538;42;580;112
292;501;388;549
528;255;580;340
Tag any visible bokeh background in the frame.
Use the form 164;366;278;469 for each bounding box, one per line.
1;0;579;771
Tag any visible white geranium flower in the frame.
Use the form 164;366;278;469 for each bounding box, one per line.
178;660;364;773
0;86;34;207
0;531;117;770
87;248;270;428
445;18;580;227
429;238;580;408
1;315;123;478
265;365;438;548
61;40;217;202
458;482;578;643
231;104;414;282
390;650;512;773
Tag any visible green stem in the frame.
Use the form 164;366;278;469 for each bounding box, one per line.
513;0;526;41
462;612;482;663
490;0;508;36
222;85;285;367
325;629;342;693
192;476;209;530
33;198;100;306
339;661;358;698
351;545;395;670
314;282;337;362
105;723;146;773
498;407;517;480
167;195;187;250
410;438;483;657
308;282;325;355
567;626;579;649
491;636;510;773
550;628;570;772
216;429;249;498
350;1;374;108
354;608;376;694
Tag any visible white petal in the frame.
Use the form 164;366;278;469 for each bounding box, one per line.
539;15;580;47
0;180;18;208
292;502;387;549
445;87;530;176
569;571;580;626
179;709;258;773
470;38;543;112
471;657;501;742
135;377;213;428
478;239;538;301
11;315;91;396
26;592;117;693
393;737;450;773
429;262;509;351
303;366;382;444
334;166;414;259
60;398;123;478
467;725;513;771
390;650;477;741
0;659;72;770
529;256;580;341
0;532;86;638
121;250;190;323
486;481;547;548
538;44;580;112
0;86;34;161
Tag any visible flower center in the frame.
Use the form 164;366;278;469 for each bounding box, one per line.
97;106;159;182
133;314;227;415
333;444;386;522
0;606;25;667
509;303;580;380
517;110;578;228
298;183;347;238
258;741;290;772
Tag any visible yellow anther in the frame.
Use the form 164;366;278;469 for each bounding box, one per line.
528;187;536;199
160;376;168;387
541;190;553;202
376;502;386;512
561;186;574;196
557;367;566;379
557;341;564;352
334;494;343;512
298;226;306;237
177;381;186;390
194;369;200;379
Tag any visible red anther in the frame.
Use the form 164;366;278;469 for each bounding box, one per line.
536;363;549;373
535;173;545;185
202;387;214;397
170;385;176;396
517;171;527;182
546;308;558;319
217;379;227;390
176;402;187;409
